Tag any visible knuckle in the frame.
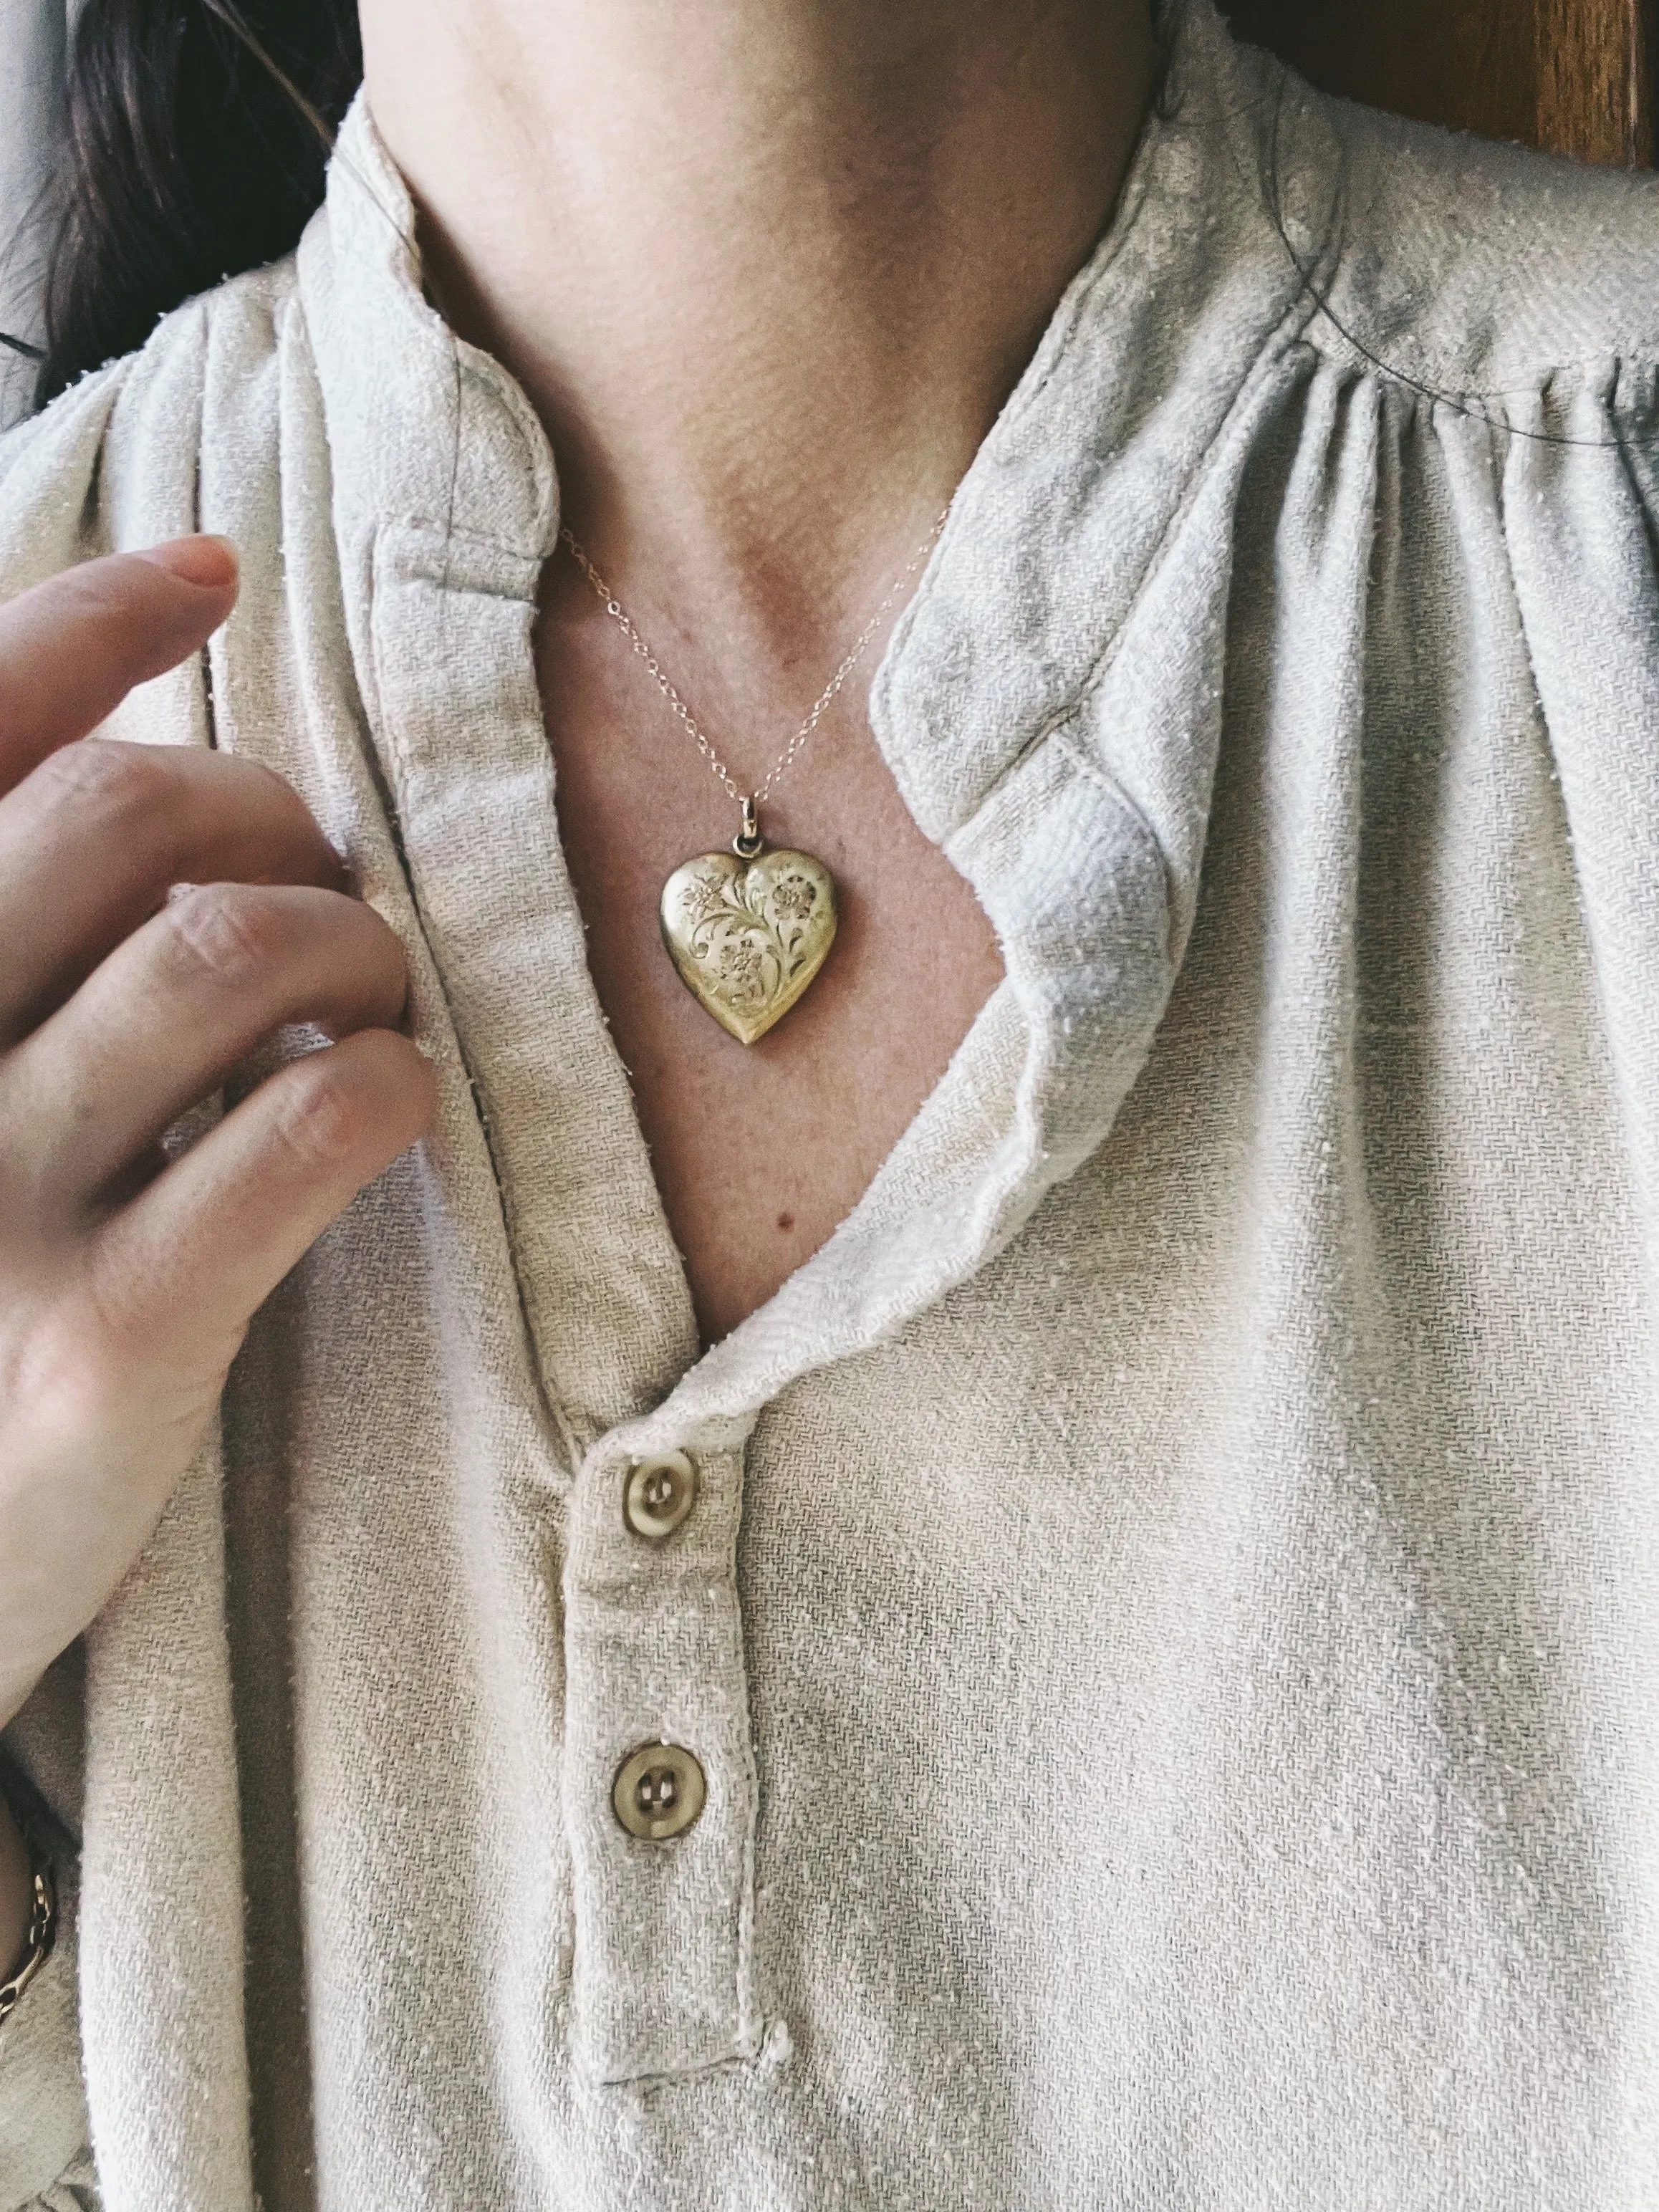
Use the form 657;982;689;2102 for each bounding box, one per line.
272;1056;365;1171
32;734;176;827
164;882;289;987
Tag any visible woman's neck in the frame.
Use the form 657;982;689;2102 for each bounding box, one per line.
359;0;1156;649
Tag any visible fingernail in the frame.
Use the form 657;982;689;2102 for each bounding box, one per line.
137;535;239;590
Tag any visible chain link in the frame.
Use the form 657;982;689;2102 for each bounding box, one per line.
560;509;948;811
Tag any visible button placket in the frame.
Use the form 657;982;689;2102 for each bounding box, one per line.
562;1436;761;2083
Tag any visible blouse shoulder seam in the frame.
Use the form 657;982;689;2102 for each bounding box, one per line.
1293;322;1659;402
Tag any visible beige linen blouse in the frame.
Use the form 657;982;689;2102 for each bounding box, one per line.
6;3;1659;2205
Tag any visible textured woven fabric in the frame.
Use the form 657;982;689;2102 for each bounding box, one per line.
6;2;1659;2203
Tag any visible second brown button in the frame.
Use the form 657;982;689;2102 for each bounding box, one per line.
612;1742;707;1840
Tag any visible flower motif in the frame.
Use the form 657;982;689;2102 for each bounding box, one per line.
770;875;818;921
679;872;732;928
717;935;766;1001
660;849;835;1042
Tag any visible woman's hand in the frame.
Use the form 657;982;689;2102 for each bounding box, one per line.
0;539;437;1732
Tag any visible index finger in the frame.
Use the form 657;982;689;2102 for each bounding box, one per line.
0;538;241;797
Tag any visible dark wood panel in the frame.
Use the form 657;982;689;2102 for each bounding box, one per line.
1537;0;1651;161
1221;0;1654;163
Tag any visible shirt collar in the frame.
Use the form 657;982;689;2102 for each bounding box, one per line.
295;0;1323;1448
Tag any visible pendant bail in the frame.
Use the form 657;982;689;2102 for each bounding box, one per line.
733;795;764;860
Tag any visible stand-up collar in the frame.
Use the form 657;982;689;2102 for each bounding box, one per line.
295;0;1330;1447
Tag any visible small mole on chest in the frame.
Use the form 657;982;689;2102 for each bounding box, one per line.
776;1212;795;1233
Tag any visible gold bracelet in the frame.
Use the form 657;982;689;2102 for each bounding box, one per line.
0;1824;57;2029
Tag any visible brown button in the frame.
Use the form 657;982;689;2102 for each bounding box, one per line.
622;1451;697;1542
612;1742;707;1840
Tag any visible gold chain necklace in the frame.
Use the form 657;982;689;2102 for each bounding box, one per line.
560;512;947;1044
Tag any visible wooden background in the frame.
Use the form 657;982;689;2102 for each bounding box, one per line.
1221;0;1656;165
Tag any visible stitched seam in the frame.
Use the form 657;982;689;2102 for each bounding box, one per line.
1047;719;1163;847
595;2038;782;2093
967;274;1326;848
1301;328;1659;399
364;526;585;1487
724;1441;764;2062
452;343;552;514
1246;62;1659;406
1044;724;1180;975
397;519;544;560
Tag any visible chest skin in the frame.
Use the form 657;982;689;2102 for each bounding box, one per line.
534;559;1006;1348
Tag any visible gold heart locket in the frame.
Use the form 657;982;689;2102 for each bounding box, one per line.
561;509;946;1044
660;841;838;1046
